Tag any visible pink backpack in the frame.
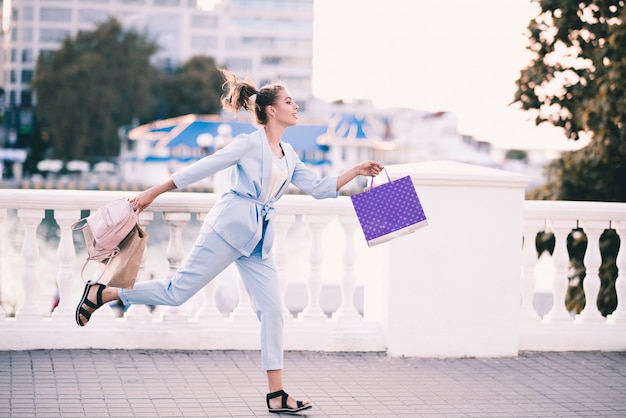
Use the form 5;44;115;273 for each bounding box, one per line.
72;198;139;283
72;198;138;253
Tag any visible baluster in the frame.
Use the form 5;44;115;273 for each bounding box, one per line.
333;215;360;320
51;209;81;319
230;276;257;321
125;211;154;321
0;208;6;319
299;214;327;320
577;220;606;323
544;220;574;322
609;220;626;323
520;221;543;321
197;279;222;320
162;212;190;321
16;208;45;320
274;214;294;319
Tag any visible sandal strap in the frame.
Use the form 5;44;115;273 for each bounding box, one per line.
95;284;105;306
78;307;91;323
82;284;105;309
266;389;288;408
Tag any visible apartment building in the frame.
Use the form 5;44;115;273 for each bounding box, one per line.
1;0;315;114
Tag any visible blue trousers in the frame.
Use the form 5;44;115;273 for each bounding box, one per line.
118;222;284;371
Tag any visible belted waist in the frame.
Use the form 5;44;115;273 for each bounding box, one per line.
233;192;276;221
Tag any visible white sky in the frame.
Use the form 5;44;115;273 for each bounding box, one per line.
312;0;587;151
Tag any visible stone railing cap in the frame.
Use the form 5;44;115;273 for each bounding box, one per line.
385;160;530;187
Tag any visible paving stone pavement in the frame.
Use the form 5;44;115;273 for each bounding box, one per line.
1;349;625;418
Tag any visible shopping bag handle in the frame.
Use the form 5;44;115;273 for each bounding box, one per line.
367;168;392;191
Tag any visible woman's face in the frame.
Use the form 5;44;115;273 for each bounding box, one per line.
269;88;299;127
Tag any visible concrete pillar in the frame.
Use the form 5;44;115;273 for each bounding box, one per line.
367;160;529;357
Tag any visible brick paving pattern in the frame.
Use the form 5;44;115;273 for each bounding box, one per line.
1;350;625;417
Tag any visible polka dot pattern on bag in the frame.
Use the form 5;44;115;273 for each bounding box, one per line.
350;175;427;242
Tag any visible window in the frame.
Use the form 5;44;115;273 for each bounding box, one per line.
10;49;17;63
20;91;32;107
261;56;310;66
262;56;280;65
22;49;34;63
191;36;217;49
224;58;252;72
39;50;55;59
191;15;218;28
231;0;312;11
23;7;34;21
78;9;108;23
40;7;72;22
232;17;311;32
40;28;70;42
115;0;147;5
21;70;33;84
10;70;17;83
154;0;180;6
242;37;273;48
22;27;34;42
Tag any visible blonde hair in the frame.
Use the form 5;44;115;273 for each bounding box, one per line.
220;68;285;125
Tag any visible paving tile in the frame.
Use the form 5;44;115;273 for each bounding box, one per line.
2;350;626;417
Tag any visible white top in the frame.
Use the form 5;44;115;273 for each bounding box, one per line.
264;153;288;202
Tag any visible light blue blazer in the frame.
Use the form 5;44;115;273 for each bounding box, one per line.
171;127;339;258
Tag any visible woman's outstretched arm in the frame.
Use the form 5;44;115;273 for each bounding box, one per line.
336;161;384;191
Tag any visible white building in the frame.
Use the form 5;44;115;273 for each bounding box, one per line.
1;0;315;110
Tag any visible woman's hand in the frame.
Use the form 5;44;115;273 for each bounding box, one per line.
130;190;156;213
130;180;177;213
357;161;384;177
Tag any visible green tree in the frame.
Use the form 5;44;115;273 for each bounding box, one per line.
32;18;158;162
513;0;626;202
156;55;223;118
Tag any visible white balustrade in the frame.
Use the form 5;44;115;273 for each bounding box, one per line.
1;170;626;354
520;200;626;351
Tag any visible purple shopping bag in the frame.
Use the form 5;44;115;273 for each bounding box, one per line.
350;171;428;247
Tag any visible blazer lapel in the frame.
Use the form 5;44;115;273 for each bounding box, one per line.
258;128;273;199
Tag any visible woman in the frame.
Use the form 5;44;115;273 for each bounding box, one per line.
76;69;384;414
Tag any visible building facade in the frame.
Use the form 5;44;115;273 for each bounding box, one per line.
0;0;315;114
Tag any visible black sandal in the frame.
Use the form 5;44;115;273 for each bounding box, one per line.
75;283;106;327
266;389;312;414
